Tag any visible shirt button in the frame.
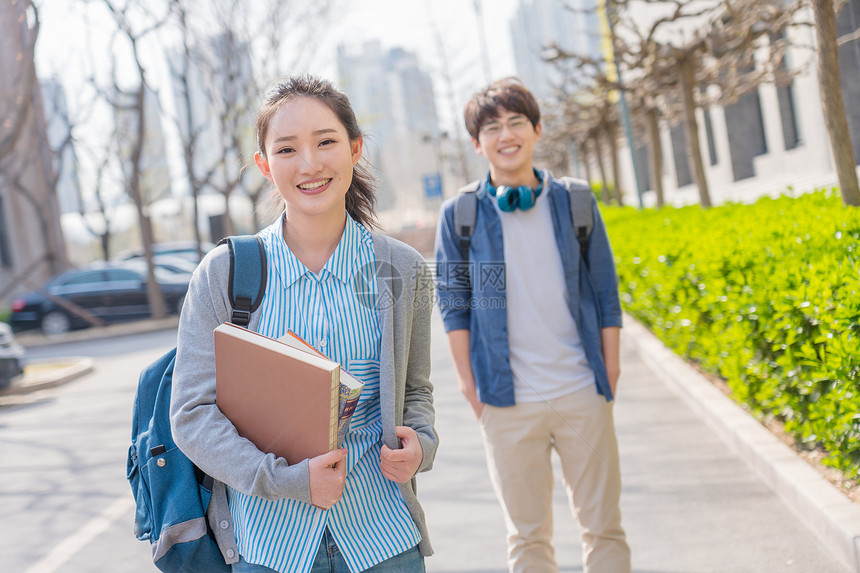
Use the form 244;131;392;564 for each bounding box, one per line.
320;339;327;347
226;549;235;559
220;520;229;530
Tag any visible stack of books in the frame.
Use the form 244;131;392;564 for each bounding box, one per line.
214;323;363;465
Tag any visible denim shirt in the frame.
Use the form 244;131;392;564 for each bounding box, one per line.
434;172;622;407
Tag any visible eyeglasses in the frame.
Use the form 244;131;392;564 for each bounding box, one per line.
479;116;532;138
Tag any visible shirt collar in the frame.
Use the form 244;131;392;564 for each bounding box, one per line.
267;211;370;289
322;213;371;285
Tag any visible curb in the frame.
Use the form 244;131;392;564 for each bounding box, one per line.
0;356;94;399
624;315;860;573
15;317;180;348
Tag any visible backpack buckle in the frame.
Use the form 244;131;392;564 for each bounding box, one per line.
230;309;251;326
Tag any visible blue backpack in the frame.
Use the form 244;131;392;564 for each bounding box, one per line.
454;174;595;265
127;235;267;572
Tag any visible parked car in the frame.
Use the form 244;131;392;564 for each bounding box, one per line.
118;240;215;264
9;261;190;336
0;322;25;390
119;254;199;277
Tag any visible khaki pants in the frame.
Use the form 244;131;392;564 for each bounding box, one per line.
480;388;631;573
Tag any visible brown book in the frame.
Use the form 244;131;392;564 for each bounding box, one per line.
277;331;364;444
214;322;340;465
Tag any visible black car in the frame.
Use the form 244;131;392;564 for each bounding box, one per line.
119;254;200;276
10;261;190;336
0;322;25;390
118;240;215;264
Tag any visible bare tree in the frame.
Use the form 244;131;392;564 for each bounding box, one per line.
612;0;806;207
165;0;221;258
810;0;860;205
549;1;806;208
543;51;625;204
76;147;117;260
534;104;573;176
95;0;172;319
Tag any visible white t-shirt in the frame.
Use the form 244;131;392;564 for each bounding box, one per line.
494;191;595;402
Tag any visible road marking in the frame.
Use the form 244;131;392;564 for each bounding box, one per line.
24;496;135;573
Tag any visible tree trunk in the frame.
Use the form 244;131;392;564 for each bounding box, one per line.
100;233;110;261
10;176;59;274
678;53;712;208
578;142;594;187
175;2;207;258
129;78;167;320
592;135;611;204
812;0;860;206
606;122;624;206
647;107;665;208
223;190;236;237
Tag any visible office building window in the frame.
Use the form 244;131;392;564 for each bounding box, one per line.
837;0;860;164
669;122;693;188
777;83;800;150
703;107;718;166
0;196;12;268
724;88;768;181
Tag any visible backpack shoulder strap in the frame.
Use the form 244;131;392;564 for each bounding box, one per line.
559;177;594;266
220;235;267;327
453;180;480;260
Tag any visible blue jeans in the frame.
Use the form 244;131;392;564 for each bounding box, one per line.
231;529;425;573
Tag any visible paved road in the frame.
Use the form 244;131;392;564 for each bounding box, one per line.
0;314;847;572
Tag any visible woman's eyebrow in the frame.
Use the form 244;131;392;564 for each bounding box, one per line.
272;128;339;143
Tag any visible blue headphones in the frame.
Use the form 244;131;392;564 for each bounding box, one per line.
486;169;544;212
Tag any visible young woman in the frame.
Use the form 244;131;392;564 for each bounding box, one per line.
170;75;437;573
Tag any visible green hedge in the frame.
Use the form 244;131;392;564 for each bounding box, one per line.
603;190;860;477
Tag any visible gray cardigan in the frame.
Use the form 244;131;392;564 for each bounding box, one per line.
170;233;437;562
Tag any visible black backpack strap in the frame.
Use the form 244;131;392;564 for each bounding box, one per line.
453;180;480;260
560;177;594;267
219;235;267;327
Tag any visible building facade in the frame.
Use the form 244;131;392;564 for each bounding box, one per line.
0;0;67;304
516;0;860;207
622;1;860;208
511;0;602;102
337;41;444;230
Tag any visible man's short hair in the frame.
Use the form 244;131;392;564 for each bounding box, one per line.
464;77;541;139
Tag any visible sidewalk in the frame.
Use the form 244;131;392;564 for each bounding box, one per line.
422;312;857;572
622;317;860;572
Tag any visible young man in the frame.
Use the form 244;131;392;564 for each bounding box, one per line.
434;77;631;573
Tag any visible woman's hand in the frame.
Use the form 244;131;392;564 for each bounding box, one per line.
380;426;423;483
308;448;348;509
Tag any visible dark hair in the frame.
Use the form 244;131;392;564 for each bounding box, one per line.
255;74;378;228
463;77;541;139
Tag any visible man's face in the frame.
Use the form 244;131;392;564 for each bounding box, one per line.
472;108;541;181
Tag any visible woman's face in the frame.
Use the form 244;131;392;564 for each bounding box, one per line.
255;97;362;221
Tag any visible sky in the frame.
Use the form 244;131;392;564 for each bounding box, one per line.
331;0;521;128
333;0;520;80
34;0;522;135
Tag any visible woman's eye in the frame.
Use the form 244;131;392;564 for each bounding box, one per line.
320;139;336;147
276;147;295;154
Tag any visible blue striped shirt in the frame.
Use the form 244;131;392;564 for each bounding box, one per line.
228;213;421;573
